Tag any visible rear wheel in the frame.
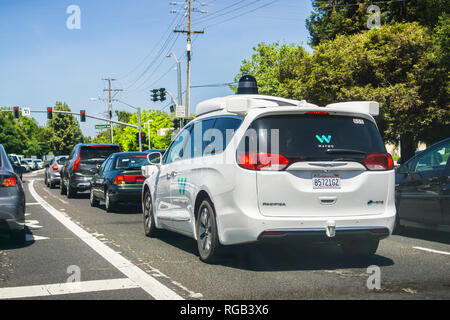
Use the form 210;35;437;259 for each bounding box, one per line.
67;183;77;198
143;191;158;237
196;199;221;263
90;188;100;207
341;239;379;258
60;179;67;195
10;229;26;244
105;190;115;213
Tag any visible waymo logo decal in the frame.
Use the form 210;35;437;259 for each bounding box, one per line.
315;135;332;144
178;177;187;195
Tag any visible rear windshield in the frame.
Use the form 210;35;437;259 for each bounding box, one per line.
56;157;67;165
241;114;385;161
80;146;120;161
114;154;148;169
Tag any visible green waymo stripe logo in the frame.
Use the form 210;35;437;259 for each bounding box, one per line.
315;134;332;144
178;177;187;195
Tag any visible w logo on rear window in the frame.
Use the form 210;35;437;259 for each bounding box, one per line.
315;135;332;144
178;177;187;195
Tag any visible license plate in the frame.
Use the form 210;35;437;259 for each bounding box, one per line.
312;174;341;189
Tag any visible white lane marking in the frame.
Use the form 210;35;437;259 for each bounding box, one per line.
41;187;69;204
28;180;184;300
26;234;49;241
26;203;40;206
25;220;43;229
413;246;450;256
0;278;139;300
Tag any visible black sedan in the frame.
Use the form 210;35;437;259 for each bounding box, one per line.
90;152;148;212
0;145;26;243
395;137;450;232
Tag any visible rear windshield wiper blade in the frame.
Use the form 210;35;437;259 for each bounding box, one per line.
325;149;366;155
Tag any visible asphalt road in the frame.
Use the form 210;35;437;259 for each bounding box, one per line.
0;170;449;300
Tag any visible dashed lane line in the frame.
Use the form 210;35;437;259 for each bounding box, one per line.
28;180;184;300
0;278;139;300
413;246;450;256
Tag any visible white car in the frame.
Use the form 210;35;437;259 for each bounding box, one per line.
141;94;395;263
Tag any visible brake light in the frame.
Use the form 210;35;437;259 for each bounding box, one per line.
306;111;328;115
52;164;58;171
114;175;125;185
73;155;81;170
1;177;17;187
237;153;289;171
364;153;394;171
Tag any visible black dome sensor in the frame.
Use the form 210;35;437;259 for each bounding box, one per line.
236;75;258;95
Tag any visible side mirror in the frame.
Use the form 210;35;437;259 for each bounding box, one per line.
142;152;162;178
17;166;26;174
147;152;162;165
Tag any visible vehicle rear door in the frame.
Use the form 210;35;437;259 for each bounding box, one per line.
78;146;120;178
244;113;392;218
401;142;449;225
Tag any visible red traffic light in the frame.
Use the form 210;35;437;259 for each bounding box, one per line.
80;110;86;122
13;106;20;118
47;107;53;119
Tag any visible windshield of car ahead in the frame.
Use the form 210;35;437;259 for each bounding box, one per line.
242;114;386;162
80;146;120;161
114;154;149;170
56;157;67;165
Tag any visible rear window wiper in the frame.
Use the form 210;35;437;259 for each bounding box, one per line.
325;149;366;155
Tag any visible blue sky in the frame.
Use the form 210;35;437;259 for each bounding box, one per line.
0;0;313;137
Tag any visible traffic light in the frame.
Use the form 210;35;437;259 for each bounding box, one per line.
80;110;86;122
47;107;53;120
151;89;159;102
13;106;20;119
159;88;166;102
135;132;146;145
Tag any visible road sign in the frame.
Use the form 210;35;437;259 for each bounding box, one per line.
95;124;111;129
175;105;186;118
157;128;171;137
21;108;31;117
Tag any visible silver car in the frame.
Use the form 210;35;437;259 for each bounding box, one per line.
0;144;26;243
45;156;68;188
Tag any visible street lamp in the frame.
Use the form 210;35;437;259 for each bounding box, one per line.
166;53;182;107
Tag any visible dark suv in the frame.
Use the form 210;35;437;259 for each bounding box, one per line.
60;144;121;198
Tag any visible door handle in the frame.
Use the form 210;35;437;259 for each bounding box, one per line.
171;171;178;178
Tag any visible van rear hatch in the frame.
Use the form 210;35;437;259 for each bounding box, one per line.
238;113;392;218
77;146;120;176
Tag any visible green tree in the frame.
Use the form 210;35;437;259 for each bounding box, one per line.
46;102;84;155
306;0;449;46
93;109;173;151
0;110;26;154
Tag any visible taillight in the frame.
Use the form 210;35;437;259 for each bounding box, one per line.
73;155;81;170
52;164;59;171
1;176;17;187
364;153;394;171
306;111;328;115
237;153;289;171
114;175;145;184
114;175;125;185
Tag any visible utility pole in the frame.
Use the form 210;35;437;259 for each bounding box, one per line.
173;0;204;120
102;78;122;143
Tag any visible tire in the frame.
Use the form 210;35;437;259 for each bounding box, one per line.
10;229;26;244
105;190;114;213
49;181;55;189
44;175;48;187
67;183;77;199
60;179;67;195
90;188;100;207
143;191;158;237
341;239;379;258
196;199;221;263
393;212;404;235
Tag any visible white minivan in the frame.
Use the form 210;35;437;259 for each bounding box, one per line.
141;94;395;263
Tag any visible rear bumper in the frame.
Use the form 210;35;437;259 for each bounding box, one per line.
258;227;390;242
216;204;396;246
109;185;142;203
0;191;25;232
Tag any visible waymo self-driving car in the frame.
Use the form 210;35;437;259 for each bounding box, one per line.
141;78;395;263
